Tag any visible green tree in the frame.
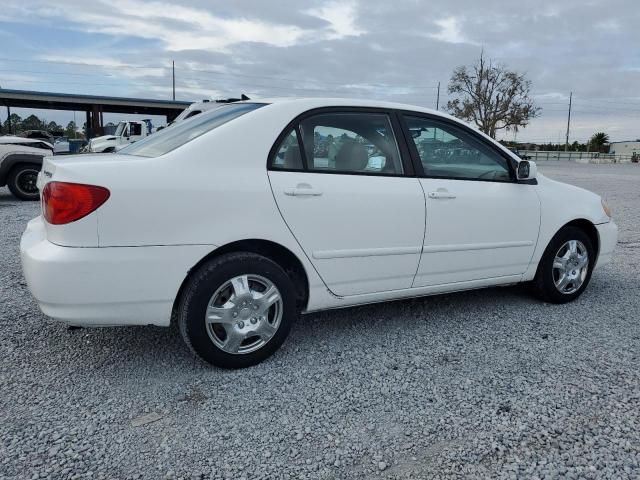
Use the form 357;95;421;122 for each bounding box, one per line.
447;51;540;138
2;113;22;134
64;121;78;138
589;132;610;153
21;114;45;131
46;121;62;133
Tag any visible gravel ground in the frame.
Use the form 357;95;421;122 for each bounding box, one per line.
1;161;639;479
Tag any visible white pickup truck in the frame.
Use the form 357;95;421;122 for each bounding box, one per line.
85;120;154;153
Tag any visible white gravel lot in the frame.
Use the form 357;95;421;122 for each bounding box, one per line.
1;161;639;479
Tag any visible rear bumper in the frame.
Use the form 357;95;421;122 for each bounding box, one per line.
595;220;618;268
20;216;214;327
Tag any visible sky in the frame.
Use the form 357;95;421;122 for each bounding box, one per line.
0;0;639;142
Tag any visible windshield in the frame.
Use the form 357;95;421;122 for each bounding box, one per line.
119;103;265;158
114;122;126;137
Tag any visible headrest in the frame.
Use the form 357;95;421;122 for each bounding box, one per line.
335;141;368;172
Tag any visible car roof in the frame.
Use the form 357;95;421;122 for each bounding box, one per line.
246;97;445;115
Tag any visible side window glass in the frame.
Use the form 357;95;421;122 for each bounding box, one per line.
130;123;142;136
272;129;303;170
299;112;403;175
404;116;511;181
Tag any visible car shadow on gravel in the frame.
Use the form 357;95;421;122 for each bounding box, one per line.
45;283;542;372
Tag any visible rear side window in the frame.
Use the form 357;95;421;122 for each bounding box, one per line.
129;123;142;136
272;129;304;171
120;103;265;157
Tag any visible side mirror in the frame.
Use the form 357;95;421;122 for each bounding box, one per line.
517;160;537;181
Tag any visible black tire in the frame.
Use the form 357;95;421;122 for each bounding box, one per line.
533;226;595;304
7;164;41;201
177;252;298;368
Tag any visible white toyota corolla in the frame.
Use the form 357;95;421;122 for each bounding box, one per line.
20;98;618;368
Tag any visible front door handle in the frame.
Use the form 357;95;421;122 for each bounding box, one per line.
284;185;323;197
428;190;456;199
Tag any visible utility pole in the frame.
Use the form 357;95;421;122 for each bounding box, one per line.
435;81;440;111
564;91;572;152
172;60;176;101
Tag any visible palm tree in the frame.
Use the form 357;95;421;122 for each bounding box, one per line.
589;132;610;153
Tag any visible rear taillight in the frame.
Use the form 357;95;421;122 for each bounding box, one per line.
42;182;110;225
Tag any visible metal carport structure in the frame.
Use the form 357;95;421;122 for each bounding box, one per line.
0;88;192;137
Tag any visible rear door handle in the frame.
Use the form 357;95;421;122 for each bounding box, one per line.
428;190;456;199
284;187;323;197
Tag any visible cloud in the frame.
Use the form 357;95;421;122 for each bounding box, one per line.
0;0;639;141
51;0;308;52
306;1;365;39
427;17;477;45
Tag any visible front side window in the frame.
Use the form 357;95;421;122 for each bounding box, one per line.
404;116;512;181
296;112;403;175
120;103;265;158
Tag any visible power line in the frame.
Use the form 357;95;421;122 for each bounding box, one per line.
0;69;119;78
0;56;159;70
0;56;440;91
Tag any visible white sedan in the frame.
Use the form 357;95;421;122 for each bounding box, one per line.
20;98;618;368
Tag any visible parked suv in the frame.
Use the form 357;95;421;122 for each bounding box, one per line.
0;136;52;200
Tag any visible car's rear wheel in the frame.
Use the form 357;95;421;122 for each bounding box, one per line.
533;226;595;303
7;164;41;201
177;252;297;368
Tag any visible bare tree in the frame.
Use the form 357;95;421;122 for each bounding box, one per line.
447;52;540;138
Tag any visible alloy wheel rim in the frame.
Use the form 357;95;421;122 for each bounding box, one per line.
552;240;589;295
16;169;39;195
205;274;283;355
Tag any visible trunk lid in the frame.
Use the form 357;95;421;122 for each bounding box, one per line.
38;153;142;247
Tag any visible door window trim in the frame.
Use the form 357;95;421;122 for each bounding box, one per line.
267;107;416;177
397;111;520;183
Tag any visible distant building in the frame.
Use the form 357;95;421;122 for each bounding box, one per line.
609;140;640;156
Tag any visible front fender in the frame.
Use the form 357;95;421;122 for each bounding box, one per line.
522;174;609;280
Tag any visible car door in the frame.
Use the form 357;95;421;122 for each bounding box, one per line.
268;109;425;296
400;114;541;287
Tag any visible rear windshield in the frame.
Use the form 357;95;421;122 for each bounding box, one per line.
119;102;265;157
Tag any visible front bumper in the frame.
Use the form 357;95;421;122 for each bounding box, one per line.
20;216;214;327
595;220;618;268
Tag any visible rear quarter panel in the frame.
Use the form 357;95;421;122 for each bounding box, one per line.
93;104;330;305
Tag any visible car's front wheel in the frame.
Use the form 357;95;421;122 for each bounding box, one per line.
7;164;41;201
533;226;595;303
177;252;297;368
